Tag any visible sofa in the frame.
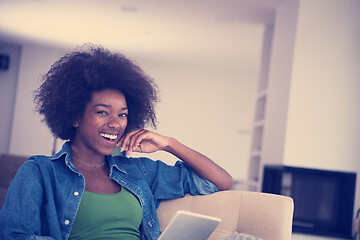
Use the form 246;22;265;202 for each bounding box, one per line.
1;154;294;240
157;190;294;240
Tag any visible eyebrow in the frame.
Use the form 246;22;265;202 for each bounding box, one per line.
94;104;128;110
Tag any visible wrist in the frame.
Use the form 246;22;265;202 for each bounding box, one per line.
162;137;178;153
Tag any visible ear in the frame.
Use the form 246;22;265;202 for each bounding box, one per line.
73;121;79;127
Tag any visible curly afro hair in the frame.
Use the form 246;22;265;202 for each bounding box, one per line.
34;45;159;140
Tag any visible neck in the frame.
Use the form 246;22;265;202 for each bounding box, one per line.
72;155;106;169
70;145;106;166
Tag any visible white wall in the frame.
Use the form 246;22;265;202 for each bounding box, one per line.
134;57;258;180
9;43;66;156
4;41;260;181
284;0;360;215
0;42;21;153
285;0;360;170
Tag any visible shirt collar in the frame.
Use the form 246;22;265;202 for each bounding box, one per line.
49;141;70;162
107;154;127;175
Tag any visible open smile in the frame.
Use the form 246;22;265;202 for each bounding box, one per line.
100;133;118;142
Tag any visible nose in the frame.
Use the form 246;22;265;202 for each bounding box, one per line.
107;116;120;129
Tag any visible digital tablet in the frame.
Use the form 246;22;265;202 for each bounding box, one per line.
158;210;221;240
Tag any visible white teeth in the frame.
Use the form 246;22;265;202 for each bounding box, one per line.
100;133;118;140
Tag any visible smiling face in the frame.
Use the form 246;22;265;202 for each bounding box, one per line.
71;89;128;157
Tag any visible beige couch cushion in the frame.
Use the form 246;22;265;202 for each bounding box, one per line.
157;191;294;240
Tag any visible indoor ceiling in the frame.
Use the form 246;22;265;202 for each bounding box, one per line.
0;0;285;65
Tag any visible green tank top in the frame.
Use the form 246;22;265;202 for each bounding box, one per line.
68;187;142;240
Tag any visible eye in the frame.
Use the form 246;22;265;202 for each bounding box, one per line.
97;110;108;116
119;113;128;118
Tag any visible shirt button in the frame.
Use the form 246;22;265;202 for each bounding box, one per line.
74;192;79;196
64;220;70;225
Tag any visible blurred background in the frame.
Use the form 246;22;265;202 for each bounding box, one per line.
0;1;359;238
0;0;273;179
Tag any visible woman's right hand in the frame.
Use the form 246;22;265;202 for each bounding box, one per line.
118;129;172;155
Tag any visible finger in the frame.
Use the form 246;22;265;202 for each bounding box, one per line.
128;129;147;150
134;130;151;149
132;135;148;153
119;130;139;152
121;129;145;152
131;142;143;153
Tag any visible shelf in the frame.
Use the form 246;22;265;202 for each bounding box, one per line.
257;89;267;98
247;181;261;192
250;151;262;157
254;95;266;121
251;126;263;152
258;75;268;93
248;156;261;182
252;120;265;128
232;179;260;192
247;51;269;192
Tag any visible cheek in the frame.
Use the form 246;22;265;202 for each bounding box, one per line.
118;118;127;129
121;119;128;129
120;120;128;136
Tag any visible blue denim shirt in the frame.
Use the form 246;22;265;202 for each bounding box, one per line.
0;142;218;240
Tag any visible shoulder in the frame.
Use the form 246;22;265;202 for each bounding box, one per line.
18;155;48;170
5;156;49;198
14;155;51;178
24;154;60;169
14;154;68;185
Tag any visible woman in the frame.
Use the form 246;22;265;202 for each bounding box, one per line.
0;45;233;240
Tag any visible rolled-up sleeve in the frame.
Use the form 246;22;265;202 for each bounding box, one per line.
137;158;218;206
191;172;218;194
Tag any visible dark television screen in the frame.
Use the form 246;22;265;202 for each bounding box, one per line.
262;165;356;239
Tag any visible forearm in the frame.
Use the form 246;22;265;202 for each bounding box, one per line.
119;129;233;190
163;138;233;191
